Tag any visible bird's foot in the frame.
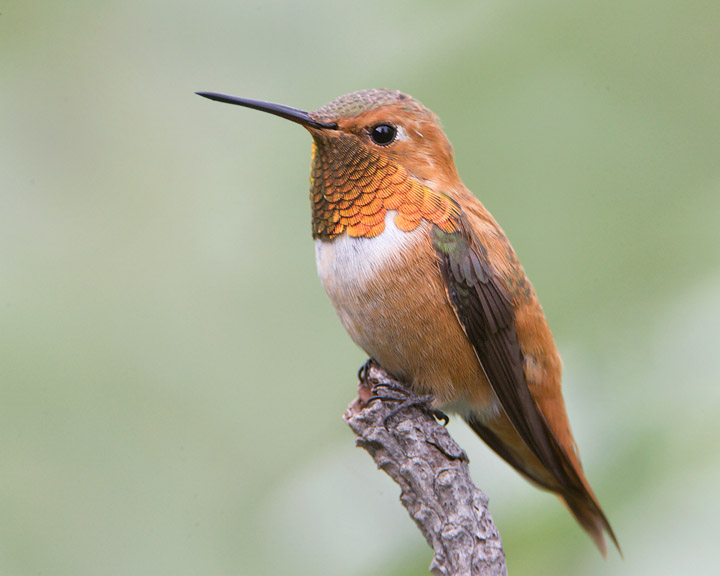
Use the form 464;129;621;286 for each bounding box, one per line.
358;358;377;385
368;382;450;429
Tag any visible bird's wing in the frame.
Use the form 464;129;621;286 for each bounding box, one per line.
432;212;619;555
432;218;578;490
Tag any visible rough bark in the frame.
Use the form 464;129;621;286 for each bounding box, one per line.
344;364;507;576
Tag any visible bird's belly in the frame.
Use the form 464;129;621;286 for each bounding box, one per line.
315;214;497;415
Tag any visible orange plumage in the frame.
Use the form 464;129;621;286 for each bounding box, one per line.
198;88;620;556
310;132;459;238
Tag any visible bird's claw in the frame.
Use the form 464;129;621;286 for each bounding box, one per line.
358;358;376;385
368;383;449;428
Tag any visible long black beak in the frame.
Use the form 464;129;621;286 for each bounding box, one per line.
196;92;337;130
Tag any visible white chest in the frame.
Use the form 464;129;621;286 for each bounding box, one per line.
315;213;417;291
314;213;422;354
313;212;494;412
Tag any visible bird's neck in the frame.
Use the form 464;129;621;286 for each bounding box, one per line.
309;137;461;240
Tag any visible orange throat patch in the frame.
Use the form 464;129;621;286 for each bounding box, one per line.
310;135;459;239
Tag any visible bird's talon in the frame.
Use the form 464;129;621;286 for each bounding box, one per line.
379;394;445;429
371;382;412;396
367;379;449;427
358;358;375;384
432;409;450;426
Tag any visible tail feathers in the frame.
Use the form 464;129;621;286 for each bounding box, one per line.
465;415;620;556
563;490;621;558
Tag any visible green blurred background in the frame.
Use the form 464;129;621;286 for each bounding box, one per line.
2;1;719;574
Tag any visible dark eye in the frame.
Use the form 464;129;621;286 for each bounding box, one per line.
369;123;397;146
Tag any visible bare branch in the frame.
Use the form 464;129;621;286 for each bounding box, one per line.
344;364;507;576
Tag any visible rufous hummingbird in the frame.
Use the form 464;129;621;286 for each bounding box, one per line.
197;89;619;555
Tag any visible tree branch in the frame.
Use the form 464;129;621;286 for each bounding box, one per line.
343;364;507;576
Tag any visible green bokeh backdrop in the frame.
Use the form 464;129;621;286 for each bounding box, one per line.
2;1;719;574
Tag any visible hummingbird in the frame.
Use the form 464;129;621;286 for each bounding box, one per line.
197;89;619;555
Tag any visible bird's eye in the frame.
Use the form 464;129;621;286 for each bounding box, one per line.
369;123;397;146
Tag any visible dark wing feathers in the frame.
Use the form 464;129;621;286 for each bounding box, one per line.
433;216;620;554
432;220;579;493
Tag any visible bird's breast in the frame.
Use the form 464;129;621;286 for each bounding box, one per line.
315;211;496;413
